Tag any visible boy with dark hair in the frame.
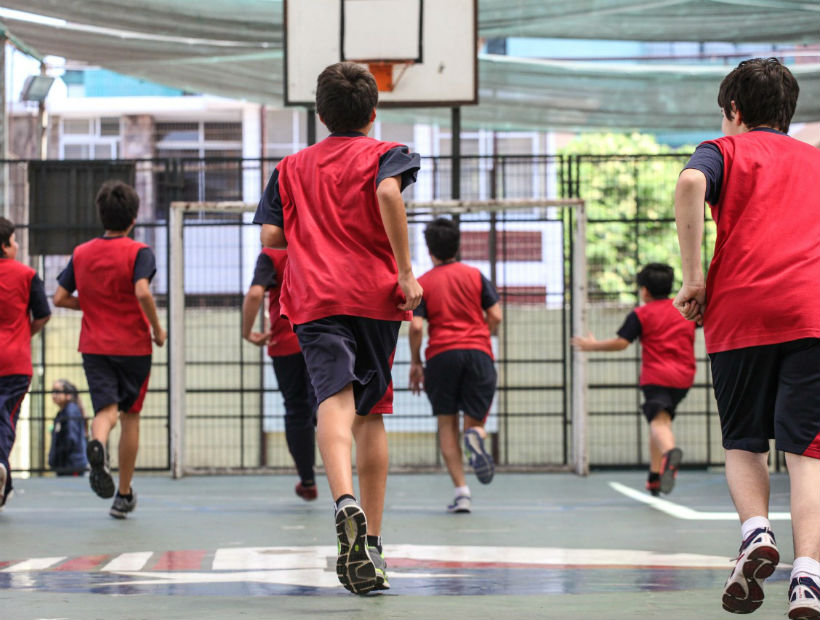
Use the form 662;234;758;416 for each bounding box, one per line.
54;180;166;519
0;217;51;510
674;57;820;618
242;247;317;501
409;217;502;513
572;263;696;496
253;62;422;594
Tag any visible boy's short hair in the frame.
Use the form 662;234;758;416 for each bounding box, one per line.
0;216;14;253
637;263;674;299
315;62;378;133
718;57;799;132
96;180;139;231
424;217;460;261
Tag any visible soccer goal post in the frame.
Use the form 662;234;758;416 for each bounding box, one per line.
168;198;588;478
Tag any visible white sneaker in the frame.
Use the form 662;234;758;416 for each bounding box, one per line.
447;494;471;513
722;527;779;614
0;463;7;511
789;576;820;620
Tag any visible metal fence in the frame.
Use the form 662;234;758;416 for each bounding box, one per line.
3;153;723;477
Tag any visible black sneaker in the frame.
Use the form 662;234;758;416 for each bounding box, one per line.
334;499;377;594
110;489;137;519
369;545;390;591
464;429;495;484
87;439;115;499
659;448;683;494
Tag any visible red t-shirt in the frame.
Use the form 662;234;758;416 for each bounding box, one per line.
0;259;37;376
703;131;820;353
276;135;411;324
72;237;153;356
416;261;498;361
620;299;696;389
258;248;301;357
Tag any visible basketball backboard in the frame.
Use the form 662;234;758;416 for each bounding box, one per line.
284;0;477;108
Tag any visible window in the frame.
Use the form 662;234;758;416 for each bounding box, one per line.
60;117;121;159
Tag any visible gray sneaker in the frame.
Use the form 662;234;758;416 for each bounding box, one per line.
447;494;472;513
334;499;377;594
109;489;137;519
87;439;115;499
369;546;390;591
464;429;495;484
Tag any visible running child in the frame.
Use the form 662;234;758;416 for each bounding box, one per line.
572;263;695;496
54;180;166;519
0;217;51;510
408;217;502;513
253;62;422;594
242;247;318;500
674;57;820;618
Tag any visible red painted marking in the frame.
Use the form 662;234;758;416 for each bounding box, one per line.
152;550;208;571
54;555;109;571
0;561;11;570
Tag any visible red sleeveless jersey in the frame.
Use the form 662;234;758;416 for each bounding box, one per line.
276;135;411;324
634;299;696;389
703;131;820;353
73;237;152;356
260;248;301;357
417;262;494;361
0;259;36;376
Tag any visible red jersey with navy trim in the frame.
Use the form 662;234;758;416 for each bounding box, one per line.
73;237;152;356
633;299;696;389
0;259;36;376
417;262;495;361
260;248;301;357
703;131;820;353
276;135;411;324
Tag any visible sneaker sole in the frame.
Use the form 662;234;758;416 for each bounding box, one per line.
659;448;683;494
335;505;377;595
87;440;115;499
789;606;820;620
464;430;495;484
722;545;780;614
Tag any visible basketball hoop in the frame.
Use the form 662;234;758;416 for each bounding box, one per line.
367;61;413;92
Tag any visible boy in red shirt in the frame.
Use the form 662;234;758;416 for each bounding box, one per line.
675;58;819;618
54;181;166;519
408;217;502;513
242;248;317;500
572;263;696;496
253;62;422;594
0;217;51;510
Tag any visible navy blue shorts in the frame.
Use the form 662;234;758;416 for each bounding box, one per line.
424;349;497;422
271;352;317;422
640;385;689;423
710;338;820;456
294;316;400;416
82;354;151;414
0;374;31;495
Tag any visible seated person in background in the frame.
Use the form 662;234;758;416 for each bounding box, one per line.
49;379;89;476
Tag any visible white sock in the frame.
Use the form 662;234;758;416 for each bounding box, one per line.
454;485;471;498
741;516;772;540
791;557;820;581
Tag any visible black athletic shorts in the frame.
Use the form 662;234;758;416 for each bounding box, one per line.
710;338;820;456
271;352;317;421
82;354;152;414
640;385;689;423
294;316;400;417
424;349;497;422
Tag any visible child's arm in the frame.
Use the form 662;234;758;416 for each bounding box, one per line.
674;168;707;324
53;286;81;311
408;316;425;394
260;224;286;249
30;316;50;336
485;303;502;335
242;284;271;346
376;176;423;311
571;332;630;352
135;278;166;347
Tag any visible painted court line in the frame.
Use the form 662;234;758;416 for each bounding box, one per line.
101;552;154;572
2;557;66;572
609;481;791;521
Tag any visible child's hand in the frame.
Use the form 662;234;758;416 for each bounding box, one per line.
245;331;271;347
673;283;706;325
398;272;423;311
409;362;424;395
571;332;598;351
153;327;167;347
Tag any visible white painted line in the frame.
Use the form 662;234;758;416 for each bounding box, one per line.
2;557;66;572
101;552;153;572
609;481;791;521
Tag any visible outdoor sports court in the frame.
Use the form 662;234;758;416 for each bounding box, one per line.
1;470;795;620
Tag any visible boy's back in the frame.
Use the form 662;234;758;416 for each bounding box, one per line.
0;259;40;376
631;298;696;389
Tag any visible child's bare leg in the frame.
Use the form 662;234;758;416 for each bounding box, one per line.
316;384;356;502
91;403;119;443
438;415;466;488
463;416;487;437
352;413;388;536
117;412;139;495
649;411;675;470
785;452;820;560
725;449;771;521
